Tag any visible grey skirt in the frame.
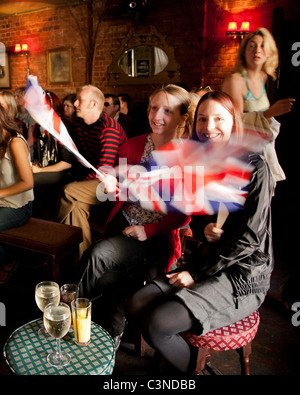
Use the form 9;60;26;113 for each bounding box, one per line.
152;271;266;335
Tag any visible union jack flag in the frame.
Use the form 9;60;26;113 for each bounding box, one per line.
24;76;255;217
117;138;254;216
24;75;105;180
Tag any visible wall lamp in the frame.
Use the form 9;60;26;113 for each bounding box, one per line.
14;43;30;76
226;22;251;40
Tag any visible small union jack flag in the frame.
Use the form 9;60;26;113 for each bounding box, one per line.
117;138;254;216
24;75;105;180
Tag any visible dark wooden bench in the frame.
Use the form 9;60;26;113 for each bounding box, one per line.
0;217;83;282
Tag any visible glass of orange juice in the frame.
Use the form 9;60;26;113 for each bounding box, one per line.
71;298;91;346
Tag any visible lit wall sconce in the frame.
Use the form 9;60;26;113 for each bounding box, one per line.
14;43;30;75
226;22;251;40
14;43;29;52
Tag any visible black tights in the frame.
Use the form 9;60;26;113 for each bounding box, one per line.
125;283;198;373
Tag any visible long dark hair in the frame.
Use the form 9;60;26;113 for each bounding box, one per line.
45;90;63;117
191;90;244;142
0;105;21;159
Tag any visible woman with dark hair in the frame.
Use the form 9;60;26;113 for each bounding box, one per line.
63;93;76;121
125;91;274;373
31;91;74;218
0;106;33;283
31;91;73;186
0;91;28;138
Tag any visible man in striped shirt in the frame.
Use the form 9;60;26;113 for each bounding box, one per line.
55;85;127;257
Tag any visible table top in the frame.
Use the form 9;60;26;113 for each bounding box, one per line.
3;318;115;375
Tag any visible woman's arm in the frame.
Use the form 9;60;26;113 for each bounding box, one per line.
263;98;296;119
32;160;72;173
0;137;33;198
122;213;190;241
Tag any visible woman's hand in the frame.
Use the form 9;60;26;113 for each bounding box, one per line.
31;164;41;174
204;222;224;243
166;271;195;289
264;98;295;118
122;225;147;241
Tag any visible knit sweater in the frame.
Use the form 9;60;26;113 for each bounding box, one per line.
72;112;127;180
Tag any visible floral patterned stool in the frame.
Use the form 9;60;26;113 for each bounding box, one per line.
182;311;260;375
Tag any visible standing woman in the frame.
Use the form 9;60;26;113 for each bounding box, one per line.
222;27;294;116
125;91;274;373
0;106;34;283
77;84;192;345
222;27;295;182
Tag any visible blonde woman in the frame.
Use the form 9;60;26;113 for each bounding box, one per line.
223;27;295;117
223;27;295;183
77;84;192;346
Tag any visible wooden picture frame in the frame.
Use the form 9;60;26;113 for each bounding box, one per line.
108;26;181;86
0;52;11;89
46;47;72;85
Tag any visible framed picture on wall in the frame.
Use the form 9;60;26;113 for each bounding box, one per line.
0;52;11;89
46;47;72;85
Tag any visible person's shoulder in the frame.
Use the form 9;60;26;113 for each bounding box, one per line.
222;72;247;102
9;134;29;151
223;72;244;86
128;133;148;145
72;116;85;128
120;133;148;151
100;112;117;128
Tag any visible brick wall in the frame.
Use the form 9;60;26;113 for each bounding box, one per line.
0;0;297;103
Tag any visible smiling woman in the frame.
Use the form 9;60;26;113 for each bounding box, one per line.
125;90;275;374
76;84;193;348
194;99;234;145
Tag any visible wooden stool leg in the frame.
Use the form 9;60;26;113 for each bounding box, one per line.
50;256;60;283
237;342;252;375
194;348;209;374
133;333;146;357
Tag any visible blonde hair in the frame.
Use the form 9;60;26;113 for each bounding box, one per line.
148;84;192;138
0;91;18;118
235;27;279;80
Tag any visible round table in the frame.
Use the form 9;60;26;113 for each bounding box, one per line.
3;318;115;375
